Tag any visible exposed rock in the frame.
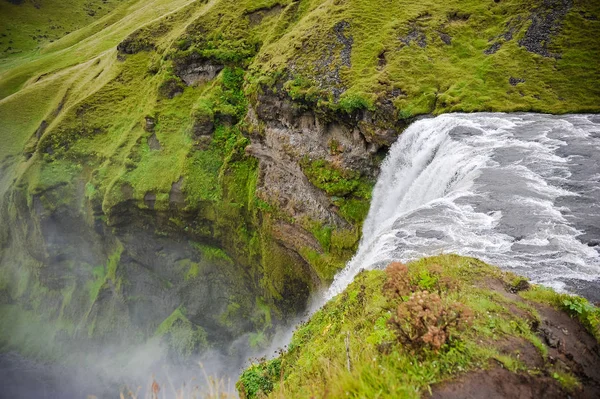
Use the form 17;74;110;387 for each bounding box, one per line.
246;91;385;227
438;31;452;45
158;77;184;99
169;177;185;207
400;27;427;48
484;41;502;55
144;192;156;209
484;17;522;55
35;120;48;139
173;54;224;86
310;20;354;99
509;77;525;86
246;4;283;26
148;133;161;150
519;0;573;58
144;116;156;132
117;33;154;54
333;21;353;67
191;112;214;137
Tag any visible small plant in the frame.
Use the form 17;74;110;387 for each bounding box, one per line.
383;262;412;298
388;290;473;351
237;358;282;399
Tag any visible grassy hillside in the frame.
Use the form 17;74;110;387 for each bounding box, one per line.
0;0;123;59
238;255;600;398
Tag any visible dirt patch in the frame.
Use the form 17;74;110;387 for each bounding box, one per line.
430;367;565;398
533;303;600;398
169;177;184;207
438;275;600;398
495;336;545;369
148;133;161;150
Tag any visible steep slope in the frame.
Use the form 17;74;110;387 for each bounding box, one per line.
0;0;599;361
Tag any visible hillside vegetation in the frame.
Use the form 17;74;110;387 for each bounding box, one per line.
0;0;599;370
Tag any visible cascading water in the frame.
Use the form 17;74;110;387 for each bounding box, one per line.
327;113;600;301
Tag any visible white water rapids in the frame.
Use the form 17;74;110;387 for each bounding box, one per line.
327;113;600;301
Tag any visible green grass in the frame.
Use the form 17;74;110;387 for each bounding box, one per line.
0;0;122;60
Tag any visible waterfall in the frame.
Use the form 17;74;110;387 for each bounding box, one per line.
326;113;600;300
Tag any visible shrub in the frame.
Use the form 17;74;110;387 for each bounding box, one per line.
388;290;473;352
383;262;412;298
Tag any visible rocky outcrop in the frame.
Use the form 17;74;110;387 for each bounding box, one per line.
519;0;573;57
174;54;224;86
246;91;385;224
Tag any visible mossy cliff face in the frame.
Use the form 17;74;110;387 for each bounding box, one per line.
238;255;600;399
0;0;599;359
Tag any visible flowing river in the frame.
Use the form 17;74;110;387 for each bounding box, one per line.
328;113;600;302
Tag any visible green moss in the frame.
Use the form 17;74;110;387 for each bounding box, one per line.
155;307;208;357
552;370;581;392
302;159;362;197
300;158;374;226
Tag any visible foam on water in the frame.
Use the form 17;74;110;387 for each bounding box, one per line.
327;113;600;300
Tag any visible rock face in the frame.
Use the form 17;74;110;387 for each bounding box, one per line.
174;54;224;86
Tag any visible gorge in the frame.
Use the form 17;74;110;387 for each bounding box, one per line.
1;0;600;397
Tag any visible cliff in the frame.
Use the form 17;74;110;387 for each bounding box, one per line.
0;0;599;361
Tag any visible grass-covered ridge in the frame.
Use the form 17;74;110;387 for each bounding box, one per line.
238;255;600;398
